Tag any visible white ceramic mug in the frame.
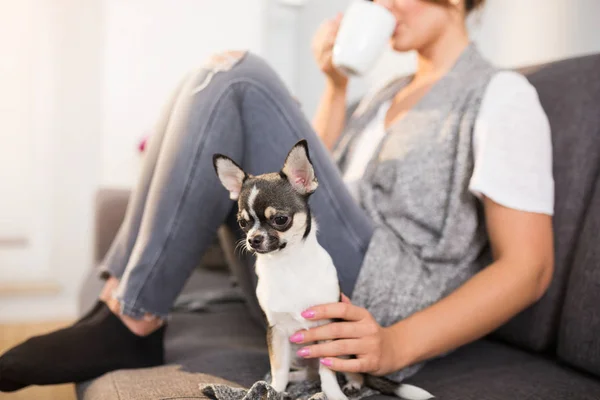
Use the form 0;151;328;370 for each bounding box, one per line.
332;0;396;76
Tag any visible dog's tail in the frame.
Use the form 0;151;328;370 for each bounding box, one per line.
365;375;434;400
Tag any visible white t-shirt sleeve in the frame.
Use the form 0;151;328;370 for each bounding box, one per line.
469;71;555;215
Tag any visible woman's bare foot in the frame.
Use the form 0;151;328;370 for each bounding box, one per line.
99;276;164;337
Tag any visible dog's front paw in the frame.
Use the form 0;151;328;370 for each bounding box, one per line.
322;381;349;400
271;381;286;393
323;388;348;400
342;373;363;395
342;380;362;395
271;374;289;394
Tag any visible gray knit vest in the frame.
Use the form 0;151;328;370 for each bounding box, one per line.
337;44;497;381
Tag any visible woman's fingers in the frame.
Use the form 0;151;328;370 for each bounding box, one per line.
318;13;342;52
328;14;343;46
296;339;363;359
311;13;349;84
290;321;364;344
319;357;368;373
302;301;366;322
332;13;343;34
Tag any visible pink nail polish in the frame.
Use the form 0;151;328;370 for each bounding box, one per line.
301;310;315;319
290;333;304;343
297;348;310;357
320;358;333;367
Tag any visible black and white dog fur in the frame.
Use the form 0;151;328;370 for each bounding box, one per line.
214;140;433;400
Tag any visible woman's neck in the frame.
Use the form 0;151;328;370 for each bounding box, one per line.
415;28;470;81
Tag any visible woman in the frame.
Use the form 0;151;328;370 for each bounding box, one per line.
0;0;553;392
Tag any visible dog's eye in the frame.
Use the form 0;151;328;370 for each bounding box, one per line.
273;216;289;226
238;219;248;229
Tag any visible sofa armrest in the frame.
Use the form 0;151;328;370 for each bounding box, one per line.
94;188;130;264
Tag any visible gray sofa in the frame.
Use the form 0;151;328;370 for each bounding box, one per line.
77;53;600;399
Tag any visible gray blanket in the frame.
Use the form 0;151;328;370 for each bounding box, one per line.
201;373;379;400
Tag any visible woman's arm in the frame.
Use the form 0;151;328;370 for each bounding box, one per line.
384;197;554;369
313;81;348;150
291;196;554;375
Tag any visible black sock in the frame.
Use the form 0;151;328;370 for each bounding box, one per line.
0;302;165;392
74;301;105;326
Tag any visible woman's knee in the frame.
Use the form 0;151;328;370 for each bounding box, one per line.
201;50;248;73
197;50;284;94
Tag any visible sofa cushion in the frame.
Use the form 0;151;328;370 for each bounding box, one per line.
78;366;239;400
557;173;600;377
163;304;269;387
492;53;600;351
395;340;600;400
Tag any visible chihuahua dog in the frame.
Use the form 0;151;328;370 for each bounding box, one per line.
213;140;432;400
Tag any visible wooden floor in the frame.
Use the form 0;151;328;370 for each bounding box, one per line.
0;321;76;400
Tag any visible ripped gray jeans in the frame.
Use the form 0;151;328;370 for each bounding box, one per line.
100;52;374;319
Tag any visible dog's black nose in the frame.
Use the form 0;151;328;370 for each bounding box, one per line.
250;235;264;248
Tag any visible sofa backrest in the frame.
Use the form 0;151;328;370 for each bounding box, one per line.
557;162;600;377
492;53;600;351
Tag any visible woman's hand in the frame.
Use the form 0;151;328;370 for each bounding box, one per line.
312;14;348;89
289;295;401;375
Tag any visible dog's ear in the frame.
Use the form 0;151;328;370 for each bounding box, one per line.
281;140;318;195
213;154;246;200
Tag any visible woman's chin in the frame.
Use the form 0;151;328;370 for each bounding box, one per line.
389;40;415;53
388;34;418;53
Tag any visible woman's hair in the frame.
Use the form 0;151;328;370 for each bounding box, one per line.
464;0;485;13
427;0;485;14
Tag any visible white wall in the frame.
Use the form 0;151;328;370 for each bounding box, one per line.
0;0;104;321
0;0;42;281
1;0;268;321
101;0;267;188
472;0;600;67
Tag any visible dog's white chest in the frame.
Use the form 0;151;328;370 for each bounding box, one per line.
255;244;340;334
